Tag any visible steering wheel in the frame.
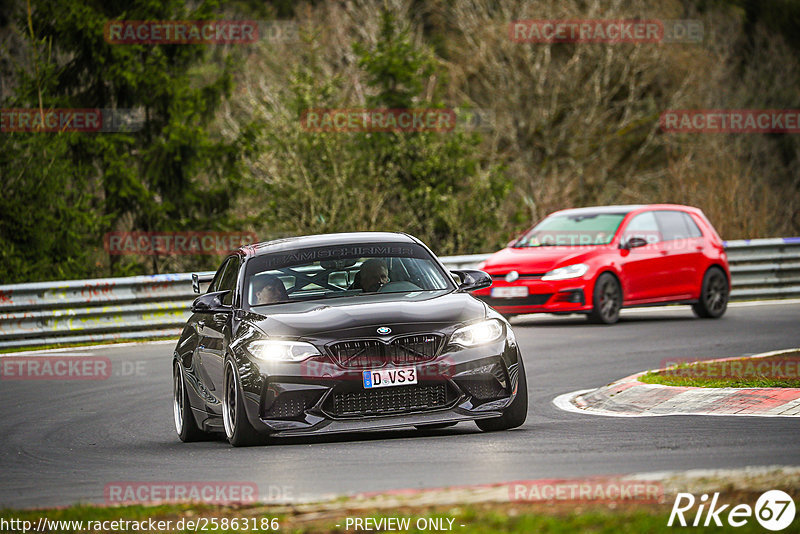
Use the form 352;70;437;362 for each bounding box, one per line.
378;281;422;292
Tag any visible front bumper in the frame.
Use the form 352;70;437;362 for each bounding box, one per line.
472;277;592;315
235;334;523;436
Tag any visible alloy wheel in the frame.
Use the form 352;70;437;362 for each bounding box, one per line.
173;367;184;435
222;362;237;439
705;271;728;314
600;279;620;321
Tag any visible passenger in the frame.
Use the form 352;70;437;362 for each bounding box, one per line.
359;259;389;293
251;275;289;305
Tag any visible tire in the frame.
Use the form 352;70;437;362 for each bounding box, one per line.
587;273;622;324
415;422;458;430
476;357;528;432
222;359;266;447
692;267;729;319
173;362;208;442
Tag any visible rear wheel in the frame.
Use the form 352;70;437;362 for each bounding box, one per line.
173;362;208;442
223;359;265;447
476;357;528;432
588;273;622;324
692;267;729;318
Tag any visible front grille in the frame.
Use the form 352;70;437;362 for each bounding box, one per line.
328;339;385;368
331;383;448;416
387;335;442;365
329;334;443;369
476;293;553;307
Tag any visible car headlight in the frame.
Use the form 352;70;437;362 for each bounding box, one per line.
451;319;504;347
541;263;589;281
246;340;320;362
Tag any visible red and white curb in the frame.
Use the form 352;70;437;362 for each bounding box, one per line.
553;349;800;418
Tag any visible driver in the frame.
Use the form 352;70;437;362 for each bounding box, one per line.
251;274;289;305
359;259;389;293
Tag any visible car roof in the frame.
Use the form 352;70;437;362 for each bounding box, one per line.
242;232;419;257
550;204;701;217
550;205;645;216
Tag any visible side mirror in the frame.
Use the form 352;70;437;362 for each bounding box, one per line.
192;273;214;294
191;290;232;313
620;237;648;250
451;269;493;292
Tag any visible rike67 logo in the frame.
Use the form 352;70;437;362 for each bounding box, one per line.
669;490;796;531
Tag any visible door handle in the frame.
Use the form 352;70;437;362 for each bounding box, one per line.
212;313;228;324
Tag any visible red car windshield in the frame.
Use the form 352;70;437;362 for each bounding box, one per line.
514;213;627;247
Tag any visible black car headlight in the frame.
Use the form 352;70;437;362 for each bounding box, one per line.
246;340;320;362
451;319;505;347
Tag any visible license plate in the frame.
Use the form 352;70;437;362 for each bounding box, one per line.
363;367;418;389
491;286;528;298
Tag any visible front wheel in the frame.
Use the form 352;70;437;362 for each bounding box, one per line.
692;267;729;318
223;359;265;447
588;273;622;324
476;357;528;432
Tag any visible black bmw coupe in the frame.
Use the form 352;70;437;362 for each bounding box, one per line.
173;232;528;446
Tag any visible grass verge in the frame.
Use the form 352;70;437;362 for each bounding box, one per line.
640;351;800;388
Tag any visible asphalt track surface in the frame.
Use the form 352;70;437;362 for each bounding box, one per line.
1;301;799;509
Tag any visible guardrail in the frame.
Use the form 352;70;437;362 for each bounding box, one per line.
1;237;798;349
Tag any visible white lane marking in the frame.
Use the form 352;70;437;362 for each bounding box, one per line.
0;352;96;357
620;298;800;314
511;298;800;323
552;389;596;415
1;339;175;357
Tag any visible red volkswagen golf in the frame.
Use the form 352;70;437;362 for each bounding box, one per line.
473;204;731;324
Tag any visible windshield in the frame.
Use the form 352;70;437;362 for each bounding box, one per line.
514;213;626;247
243;242;453;308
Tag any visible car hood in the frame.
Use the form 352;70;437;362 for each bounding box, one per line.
482;246;600;274
243;291;486;338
